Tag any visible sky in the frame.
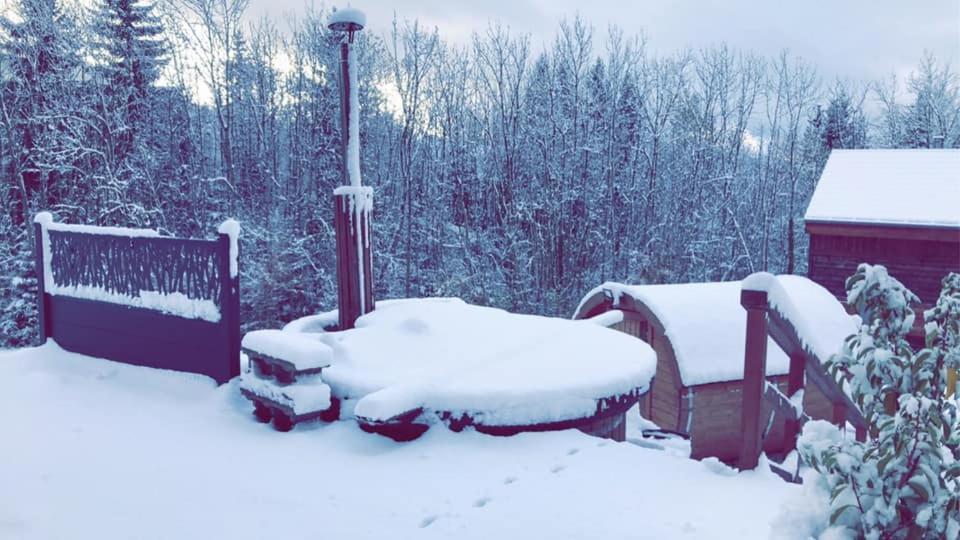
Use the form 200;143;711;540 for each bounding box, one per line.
249;0;960;87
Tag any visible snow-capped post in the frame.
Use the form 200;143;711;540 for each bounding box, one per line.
328;7;374;330
218;219;241;382
738;278;770;471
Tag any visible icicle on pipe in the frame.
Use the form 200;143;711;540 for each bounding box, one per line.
348;44;366;314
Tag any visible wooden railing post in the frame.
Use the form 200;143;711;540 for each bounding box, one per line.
32;220;49;344
739;289;769;470
783;352;806;450
218;232;241;383
334;187;374;330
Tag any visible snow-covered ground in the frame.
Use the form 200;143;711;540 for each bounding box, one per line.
1;343;804;539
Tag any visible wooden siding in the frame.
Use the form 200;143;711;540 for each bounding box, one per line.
807;232;960;303
611;318;653;416
608;313;681;432
688;377;789;462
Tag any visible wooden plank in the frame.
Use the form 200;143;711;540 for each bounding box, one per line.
783;353;805;449
805;221;960;242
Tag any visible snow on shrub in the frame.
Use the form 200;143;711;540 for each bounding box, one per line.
798;264;960;540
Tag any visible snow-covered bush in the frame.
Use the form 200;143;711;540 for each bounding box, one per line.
798;264;960;540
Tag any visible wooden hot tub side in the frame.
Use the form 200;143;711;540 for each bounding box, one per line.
576;288;831;462
355;390;641;443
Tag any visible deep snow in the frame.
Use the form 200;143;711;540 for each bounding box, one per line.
0;343;803;540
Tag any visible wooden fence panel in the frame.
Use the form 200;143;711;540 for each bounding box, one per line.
34;219;240;384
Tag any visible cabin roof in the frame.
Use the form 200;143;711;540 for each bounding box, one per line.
574;276;857;387
804;149;960;229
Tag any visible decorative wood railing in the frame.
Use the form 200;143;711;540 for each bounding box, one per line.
47;231;224;304
34;214;240;384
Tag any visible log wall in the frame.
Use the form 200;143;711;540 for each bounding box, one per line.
688;377;790;462
807;230;960;304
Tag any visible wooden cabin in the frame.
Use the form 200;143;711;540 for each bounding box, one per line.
805;149;960;304
574;279;842;462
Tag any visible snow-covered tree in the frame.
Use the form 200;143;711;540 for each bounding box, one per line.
92;0;166;128
799;264;960;539
0;0;85;225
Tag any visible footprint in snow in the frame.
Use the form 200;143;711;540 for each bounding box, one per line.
473;497;491;508
567;448;579;456
419;515;438;528
551;464;566;473
503;476;518;485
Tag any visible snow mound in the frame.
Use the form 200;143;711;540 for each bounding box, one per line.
0;342;798;540
287;298;656;427
242;329;333;371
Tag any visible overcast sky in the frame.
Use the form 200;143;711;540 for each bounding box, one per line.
249;0;959;86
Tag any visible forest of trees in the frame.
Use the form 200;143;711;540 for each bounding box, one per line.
1;0;958;347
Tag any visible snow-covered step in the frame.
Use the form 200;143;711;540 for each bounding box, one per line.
241;329;333;383
239;371;336;431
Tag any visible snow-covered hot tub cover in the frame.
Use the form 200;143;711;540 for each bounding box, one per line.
574;276;857;387
283;298;656;428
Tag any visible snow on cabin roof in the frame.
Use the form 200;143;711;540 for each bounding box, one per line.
575;276;860;387
804;149;960;228
285;298;657;426
576;281;789;386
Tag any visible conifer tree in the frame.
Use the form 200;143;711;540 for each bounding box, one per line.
92;0;166;131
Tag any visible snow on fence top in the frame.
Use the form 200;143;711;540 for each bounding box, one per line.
217;219;240;278
743;273;859;363
804;149;960;228
575;280;791;386
285;298;656;427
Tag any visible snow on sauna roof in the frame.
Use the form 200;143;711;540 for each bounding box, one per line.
576;281;789;385
804;149;960;228
287;298;656;426
576;277;854;386
743;273;860;363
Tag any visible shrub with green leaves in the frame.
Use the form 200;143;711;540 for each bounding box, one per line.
798;264;960;540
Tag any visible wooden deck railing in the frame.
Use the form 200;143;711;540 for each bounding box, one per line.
739;288;867;470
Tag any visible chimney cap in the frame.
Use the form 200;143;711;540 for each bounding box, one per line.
327;7;366;33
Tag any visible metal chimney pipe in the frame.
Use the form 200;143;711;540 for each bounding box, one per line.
328;8;373;330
